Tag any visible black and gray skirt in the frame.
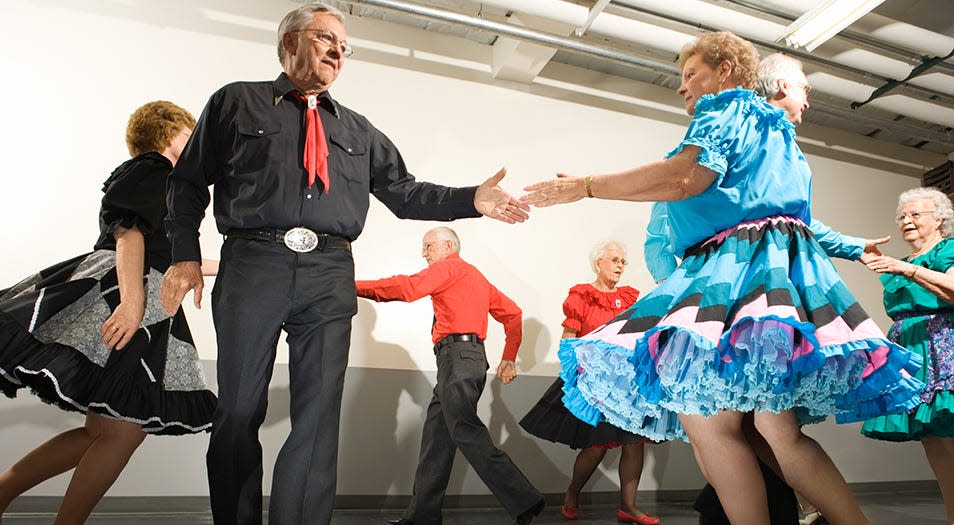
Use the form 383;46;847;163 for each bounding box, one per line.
0;250;216;435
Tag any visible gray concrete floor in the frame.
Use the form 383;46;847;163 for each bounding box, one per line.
0;489;947;524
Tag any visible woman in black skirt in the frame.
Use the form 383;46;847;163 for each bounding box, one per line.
520;241;659;524
0;101;216;525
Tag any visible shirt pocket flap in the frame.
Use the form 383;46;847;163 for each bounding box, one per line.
237;122;282;137
881;273;908;294
328;132;367;156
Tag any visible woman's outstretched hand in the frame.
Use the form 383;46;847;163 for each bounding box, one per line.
520;173;586;207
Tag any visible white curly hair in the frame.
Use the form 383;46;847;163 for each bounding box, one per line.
898;187;954;237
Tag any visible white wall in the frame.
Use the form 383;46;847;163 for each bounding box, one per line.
0;0;936;498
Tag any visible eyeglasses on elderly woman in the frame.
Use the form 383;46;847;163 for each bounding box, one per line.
896;210;937;222
601;256;629;266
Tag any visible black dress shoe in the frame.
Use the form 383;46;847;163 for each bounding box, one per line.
515;498;545;525
387;519;413;525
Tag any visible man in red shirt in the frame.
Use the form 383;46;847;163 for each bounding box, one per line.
356;226;544;525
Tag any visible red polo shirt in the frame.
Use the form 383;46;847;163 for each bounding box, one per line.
355;253;522;361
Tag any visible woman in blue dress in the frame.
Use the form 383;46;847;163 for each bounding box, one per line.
521;32;923;524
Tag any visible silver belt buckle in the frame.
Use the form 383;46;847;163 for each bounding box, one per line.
283;227;319;253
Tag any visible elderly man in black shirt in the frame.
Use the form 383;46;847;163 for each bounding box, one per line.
160;4;529;525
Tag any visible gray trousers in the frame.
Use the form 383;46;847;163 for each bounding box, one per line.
207;238;356;525
403;339;542;524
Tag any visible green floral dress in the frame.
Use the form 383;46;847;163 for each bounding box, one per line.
862;238;954;441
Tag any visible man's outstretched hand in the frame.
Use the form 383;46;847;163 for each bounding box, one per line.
474;168;530;224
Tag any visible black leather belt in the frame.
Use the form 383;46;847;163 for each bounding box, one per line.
227;228;350;252
434;333;482;353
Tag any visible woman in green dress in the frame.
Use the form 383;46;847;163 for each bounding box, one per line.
862;187;954;524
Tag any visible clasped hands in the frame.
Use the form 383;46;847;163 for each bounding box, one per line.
478;169;586;220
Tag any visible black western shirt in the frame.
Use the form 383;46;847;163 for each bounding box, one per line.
166;73;481;262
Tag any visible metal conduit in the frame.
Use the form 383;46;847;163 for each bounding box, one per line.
722;0;954;74
339;0;679;76
338;0;954;146
810;105;954;146
611;0;954;106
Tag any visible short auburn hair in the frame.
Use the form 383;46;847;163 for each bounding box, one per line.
125;101;196;157
678;31;759;90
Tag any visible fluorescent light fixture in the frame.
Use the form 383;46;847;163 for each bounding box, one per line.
776;0;886;52
575;0;612;37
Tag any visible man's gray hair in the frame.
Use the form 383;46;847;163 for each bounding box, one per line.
898;187;954;238
277;3;346;63
589;240;626;273
755;53;805;98
429;227;461;252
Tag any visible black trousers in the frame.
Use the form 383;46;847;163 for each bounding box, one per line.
403;339;542;525
208;237;356;525
694;460;799;525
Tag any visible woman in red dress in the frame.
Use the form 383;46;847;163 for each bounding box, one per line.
520;241;660;524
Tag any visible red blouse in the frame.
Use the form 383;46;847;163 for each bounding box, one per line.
562;283;640;336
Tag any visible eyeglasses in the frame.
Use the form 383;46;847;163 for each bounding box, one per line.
601;256;628;267
293;29;353;57
791;82;812;95
896;210;936;222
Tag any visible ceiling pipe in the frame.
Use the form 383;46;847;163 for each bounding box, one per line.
810;105;954;147
337;0;678;76
723;0;954;107
475;0;696;56
473;0;953;111
609;0;954;105
724;0;954;72
611;0;954;92
724;0;954;66
336;0;954;146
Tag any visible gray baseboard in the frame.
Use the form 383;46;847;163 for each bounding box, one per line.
4;480;940;516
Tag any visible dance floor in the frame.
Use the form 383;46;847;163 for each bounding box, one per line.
2;485;945;524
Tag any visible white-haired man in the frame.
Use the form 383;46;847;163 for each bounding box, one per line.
161;4;529;525
357;227;544;525
756;52;811;125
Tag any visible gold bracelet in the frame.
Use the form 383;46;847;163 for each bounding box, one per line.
584;176;594;198
910;264;919;278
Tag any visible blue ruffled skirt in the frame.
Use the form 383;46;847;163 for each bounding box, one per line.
560;216;924;442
